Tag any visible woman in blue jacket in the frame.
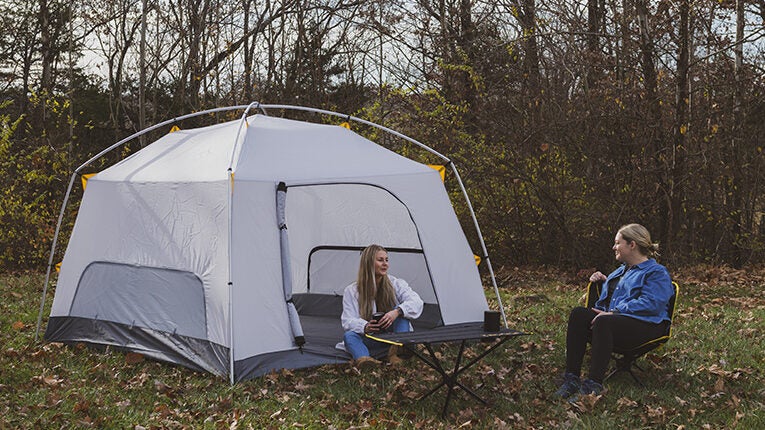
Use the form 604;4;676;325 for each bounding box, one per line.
555;224;674;399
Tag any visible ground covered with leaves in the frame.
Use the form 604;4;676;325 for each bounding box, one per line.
2;267;763;429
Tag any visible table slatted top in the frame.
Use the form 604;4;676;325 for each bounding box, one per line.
367;321;525;345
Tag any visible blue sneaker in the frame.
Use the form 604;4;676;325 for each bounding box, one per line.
568;378;604;403
554;372;581;399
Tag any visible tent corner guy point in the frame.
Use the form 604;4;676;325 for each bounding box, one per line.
36;103;506;383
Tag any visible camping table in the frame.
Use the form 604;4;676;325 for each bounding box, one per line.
367;322;527;418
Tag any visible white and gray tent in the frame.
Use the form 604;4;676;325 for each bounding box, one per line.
37;104;506;383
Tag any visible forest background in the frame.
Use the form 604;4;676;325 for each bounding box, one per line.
1;0;764;273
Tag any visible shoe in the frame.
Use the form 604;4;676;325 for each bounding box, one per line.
579;379;603;395
568;378;604;403
387;345;403;365
554;372;581;399
355;356;380;369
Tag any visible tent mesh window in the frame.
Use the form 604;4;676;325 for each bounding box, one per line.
71;262;207;339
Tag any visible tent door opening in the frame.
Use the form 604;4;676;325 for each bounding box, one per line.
279;183;443;351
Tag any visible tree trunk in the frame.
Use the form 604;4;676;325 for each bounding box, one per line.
635;0;669;242
139;0;148;145
668;0;690;259
586;0;603;89
243;0;251;103
38;0;53;95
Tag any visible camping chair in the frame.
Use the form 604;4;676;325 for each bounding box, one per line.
585;281;680;385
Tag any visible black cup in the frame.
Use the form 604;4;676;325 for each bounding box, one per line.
484;310;501;332
371;312;387;332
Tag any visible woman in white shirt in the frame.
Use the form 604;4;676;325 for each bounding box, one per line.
341;244;423;367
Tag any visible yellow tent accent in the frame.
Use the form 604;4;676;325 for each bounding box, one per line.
428;165;445;182
474;255;481;266
339;122;351;130
170;125;181;132
81;173;96;191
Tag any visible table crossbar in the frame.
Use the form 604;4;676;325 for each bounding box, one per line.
367;322;527;417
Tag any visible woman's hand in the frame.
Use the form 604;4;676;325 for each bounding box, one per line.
590;308;613;327
589;271;607;283
364;321;381;334
377;308;402;330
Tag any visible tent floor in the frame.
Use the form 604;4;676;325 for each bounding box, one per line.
292;293;442;361
298;314;347;355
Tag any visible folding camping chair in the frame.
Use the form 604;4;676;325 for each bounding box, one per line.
585;280;680;385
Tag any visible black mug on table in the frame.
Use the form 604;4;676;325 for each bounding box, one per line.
484;310;501;332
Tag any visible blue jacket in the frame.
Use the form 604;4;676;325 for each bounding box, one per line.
595;259;674;324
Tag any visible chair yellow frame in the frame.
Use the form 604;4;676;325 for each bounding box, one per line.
585;280;680;385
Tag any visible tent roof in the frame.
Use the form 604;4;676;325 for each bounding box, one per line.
96;115;434;183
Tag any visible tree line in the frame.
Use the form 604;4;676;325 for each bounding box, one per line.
1;0;763;272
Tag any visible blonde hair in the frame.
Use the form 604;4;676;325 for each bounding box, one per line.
356;244;396;320
618;223;660;258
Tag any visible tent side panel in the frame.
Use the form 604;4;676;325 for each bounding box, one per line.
50;179;231;346
230;181;297;360
378;174;489;323
45;316;229;376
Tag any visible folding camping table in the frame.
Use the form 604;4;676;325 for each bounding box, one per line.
367;322;527;418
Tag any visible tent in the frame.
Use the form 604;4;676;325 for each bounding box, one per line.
38;104;505;382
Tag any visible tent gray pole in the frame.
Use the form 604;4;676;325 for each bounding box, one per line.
227;167;235;385
34;172;78;341
447;163;508;328
227;101;265;171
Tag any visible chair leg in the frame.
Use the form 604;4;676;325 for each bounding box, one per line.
605;356;644;386
627;367;644;386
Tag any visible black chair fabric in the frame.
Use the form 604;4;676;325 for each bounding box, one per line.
584;280;679;385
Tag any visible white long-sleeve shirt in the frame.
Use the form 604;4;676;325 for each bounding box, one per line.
341;275;424;335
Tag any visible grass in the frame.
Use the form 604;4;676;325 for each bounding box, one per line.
1;266;764;429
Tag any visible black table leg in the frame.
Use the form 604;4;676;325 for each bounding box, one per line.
408;338;511;418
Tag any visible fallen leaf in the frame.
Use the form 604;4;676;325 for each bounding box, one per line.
570;393;603;413
73;400;90;413
125;352;144;364
154;379;171;394
294;381;311;391
645;405;667;423
714;377;724;393
12;321;25;330
616;396;638;410
42;376;63;387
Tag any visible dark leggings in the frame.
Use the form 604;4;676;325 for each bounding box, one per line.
565;307;669;383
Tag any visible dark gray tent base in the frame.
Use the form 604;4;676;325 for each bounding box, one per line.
44;316;230;376
44;294;443;382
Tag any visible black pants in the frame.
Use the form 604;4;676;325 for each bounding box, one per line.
565;307;669;383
